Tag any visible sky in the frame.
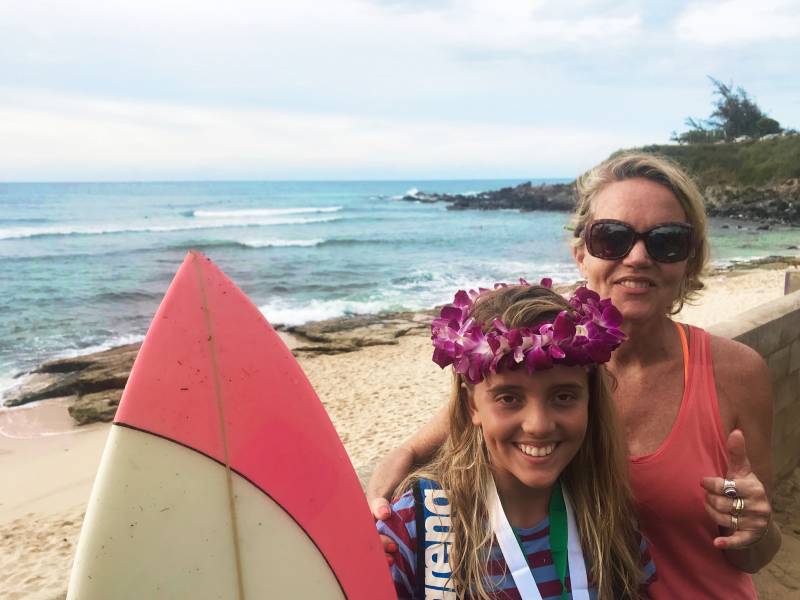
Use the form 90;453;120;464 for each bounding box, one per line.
1;0;798;181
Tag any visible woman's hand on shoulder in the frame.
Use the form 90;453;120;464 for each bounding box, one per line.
367;445;416;563
367;445;415;521
367;405;450;562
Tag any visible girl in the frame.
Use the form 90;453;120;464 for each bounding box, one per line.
378;280;655;599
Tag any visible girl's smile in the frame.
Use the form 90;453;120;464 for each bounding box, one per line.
515;442;556;458
468;365;589;524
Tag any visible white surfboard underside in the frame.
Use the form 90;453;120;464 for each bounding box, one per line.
67;425;345;599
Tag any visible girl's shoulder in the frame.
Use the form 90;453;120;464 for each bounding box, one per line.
380;489;417;542
390;487;416;512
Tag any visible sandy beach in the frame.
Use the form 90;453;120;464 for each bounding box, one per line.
2;266;799;599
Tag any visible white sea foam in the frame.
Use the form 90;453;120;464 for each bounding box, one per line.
0;216;341;240
259;272;500;327
480;261;580;283
240;239;325;248
49;333;146;362
259;264;588;327
192;206;342;218
390;188;419;200
260;298;404;327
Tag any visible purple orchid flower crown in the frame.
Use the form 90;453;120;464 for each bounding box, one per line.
431;278;626;384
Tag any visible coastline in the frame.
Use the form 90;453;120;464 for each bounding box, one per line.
2;258;800;598
402;178;800;226
4;255;800;421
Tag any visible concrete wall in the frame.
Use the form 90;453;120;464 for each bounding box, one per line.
708;284;800;483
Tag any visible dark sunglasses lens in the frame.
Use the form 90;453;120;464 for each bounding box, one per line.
588;222;634;259
646;226;692;262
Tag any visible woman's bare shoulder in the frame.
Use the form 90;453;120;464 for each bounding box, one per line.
709;333;769;376
708;332;772;414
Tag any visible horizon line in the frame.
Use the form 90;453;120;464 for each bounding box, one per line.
0;176;576;185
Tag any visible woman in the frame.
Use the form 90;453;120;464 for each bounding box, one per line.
367;152;781;598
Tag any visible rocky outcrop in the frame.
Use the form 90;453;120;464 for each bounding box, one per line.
403;182;576;212
717;255;800;272
280;311;432;356
1;344;138;426
3;344;139;408
704;180;800;225
68;389;124;425
404;180;800;226
2;314;432;424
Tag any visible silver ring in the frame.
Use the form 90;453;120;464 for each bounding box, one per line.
730;514;739;531
730;496;744;517
722;478;737;498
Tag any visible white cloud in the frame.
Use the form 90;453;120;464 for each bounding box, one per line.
674;0;800;44
1;0;644;77
0;0;648;133
0;89;650;180
0;1;796;179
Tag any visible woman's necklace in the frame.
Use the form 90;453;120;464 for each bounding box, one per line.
487;478;590;600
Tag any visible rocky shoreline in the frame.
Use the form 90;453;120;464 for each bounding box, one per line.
3;256;799;426
403;180;800;226
0;315;435;425
405;182;576;212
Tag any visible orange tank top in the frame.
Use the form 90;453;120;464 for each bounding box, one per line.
628;324;757;599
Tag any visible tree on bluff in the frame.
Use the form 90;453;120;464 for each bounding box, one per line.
671;77;783;144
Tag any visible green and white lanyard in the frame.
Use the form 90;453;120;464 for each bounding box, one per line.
487;478;590;600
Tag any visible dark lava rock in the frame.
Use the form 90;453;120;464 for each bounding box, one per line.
3;344;139;409
403;182;577;212
404;179;800;226
704;181;800;226
68;389;124;425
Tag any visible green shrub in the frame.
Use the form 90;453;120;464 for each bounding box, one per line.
756;117;782;136
624;136;800;187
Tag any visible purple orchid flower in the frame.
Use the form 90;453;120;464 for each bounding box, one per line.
431;279;625;383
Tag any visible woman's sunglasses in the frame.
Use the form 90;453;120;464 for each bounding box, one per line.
583;219;694;263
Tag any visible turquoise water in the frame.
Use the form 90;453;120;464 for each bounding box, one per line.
0;180;797;385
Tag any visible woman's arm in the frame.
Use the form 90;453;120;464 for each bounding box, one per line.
703;336;781;572
367;403;449;519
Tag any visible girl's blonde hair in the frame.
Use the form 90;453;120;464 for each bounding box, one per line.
403;285;642;599
572;151;709;314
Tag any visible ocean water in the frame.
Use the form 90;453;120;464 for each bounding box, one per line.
1;180;798;387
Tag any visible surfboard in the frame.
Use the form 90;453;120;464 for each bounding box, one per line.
67;251;396;599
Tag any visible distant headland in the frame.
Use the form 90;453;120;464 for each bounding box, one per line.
402;135;800;226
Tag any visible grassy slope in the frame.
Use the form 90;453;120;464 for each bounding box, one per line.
622;136;800;187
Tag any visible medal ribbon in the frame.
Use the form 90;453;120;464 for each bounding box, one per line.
487;478;590;600
548;481;568;600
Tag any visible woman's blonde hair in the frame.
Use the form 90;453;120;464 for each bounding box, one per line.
402;285;642;599
572;151;709;314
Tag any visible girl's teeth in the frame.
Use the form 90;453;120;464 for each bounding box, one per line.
518;443;556;457
619;280;649;288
